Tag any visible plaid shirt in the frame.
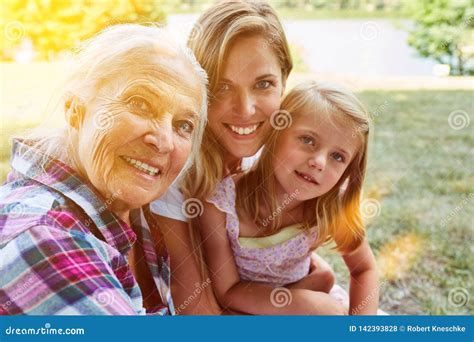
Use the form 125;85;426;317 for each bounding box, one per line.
0;139;175;315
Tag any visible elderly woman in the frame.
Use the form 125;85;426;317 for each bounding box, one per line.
0;24;207;315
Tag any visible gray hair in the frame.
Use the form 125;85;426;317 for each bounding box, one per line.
19;24;208;181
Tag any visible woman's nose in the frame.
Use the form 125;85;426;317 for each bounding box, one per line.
308;152;326;171
234;91;256;120
144;118;174;154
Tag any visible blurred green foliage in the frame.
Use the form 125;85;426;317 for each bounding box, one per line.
270;0;403;11
407;0;474;75
1;0;168;61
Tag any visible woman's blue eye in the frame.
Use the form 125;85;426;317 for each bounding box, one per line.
256;80;272;89
299;135;314;146
332;152;345;163
127;96;152;114
218;83;230;92
177;121;194;136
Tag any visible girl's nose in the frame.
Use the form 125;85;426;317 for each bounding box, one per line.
144;117;174;154
308;152;326;171
234;91;256;120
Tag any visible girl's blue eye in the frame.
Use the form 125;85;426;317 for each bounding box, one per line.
256;80;272;89
332;152;345;163
299;135;314;146
127;96;152;115
176;120;194;136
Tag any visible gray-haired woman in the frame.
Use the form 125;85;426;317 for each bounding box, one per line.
0;24;208;315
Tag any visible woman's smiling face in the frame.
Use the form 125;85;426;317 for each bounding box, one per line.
75;53;204;211
207;35;285;160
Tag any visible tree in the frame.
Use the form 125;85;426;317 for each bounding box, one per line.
1;0;168;61
407;0;474;75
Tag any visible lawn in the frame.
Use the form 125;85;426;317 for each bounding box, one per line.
1;67;472;315
317;90;473;315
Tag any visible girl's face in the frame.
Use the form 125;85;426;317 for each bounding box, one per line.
272;112;360;202
207;35;285;160
75;53;203;213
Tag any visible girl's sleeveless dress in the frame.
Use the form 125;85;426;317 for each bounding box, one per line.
207;176;318;287
207;176;388;315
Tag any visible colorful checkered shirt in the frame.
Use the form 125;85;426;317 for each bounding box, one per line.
0;139;175;315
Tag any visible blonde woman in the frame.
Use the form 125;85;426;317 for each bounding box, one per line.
201;81;379;315
0;25;208;315
151;0;334;314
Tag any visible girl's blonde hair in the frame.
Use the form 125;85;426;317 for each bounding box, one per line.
183;0;293;202
19;24;208;179
236;81;370;254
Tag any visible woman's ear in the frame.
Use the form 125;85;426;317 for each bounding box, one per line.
64;94;85;130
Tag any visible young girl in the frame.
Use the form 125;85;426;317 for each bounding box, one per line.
201;81;379;315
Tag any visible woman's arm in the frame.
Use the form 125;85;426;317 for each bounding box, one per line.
154;214;222;315
342;240;379;315
200;201;346;315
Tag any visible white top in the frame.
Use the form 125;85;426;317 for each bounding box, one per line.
150;182;187;221
150;148;262;222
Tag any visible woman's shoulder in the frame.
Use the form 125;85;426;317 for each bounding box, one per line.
206;176;238;216
0;180;94;246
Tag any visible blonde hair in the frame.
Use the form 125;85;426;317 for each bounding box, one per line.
179;0;293;276
19;24;208;179
236;81;370;254
183;0;293;201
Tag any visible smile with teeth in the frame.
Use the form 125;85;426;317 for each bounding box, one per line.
295;171;318;185
227;123;261;136
121;156;160;176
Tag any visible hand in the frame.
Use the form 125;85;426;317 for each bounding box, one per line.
286;253;335;293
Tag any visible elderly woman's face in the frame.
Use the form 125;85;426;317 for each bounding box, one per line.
76;53;203;210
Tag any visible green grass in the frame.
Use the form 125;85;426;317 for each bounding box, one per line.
317;90;473;315
1;70;472;315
